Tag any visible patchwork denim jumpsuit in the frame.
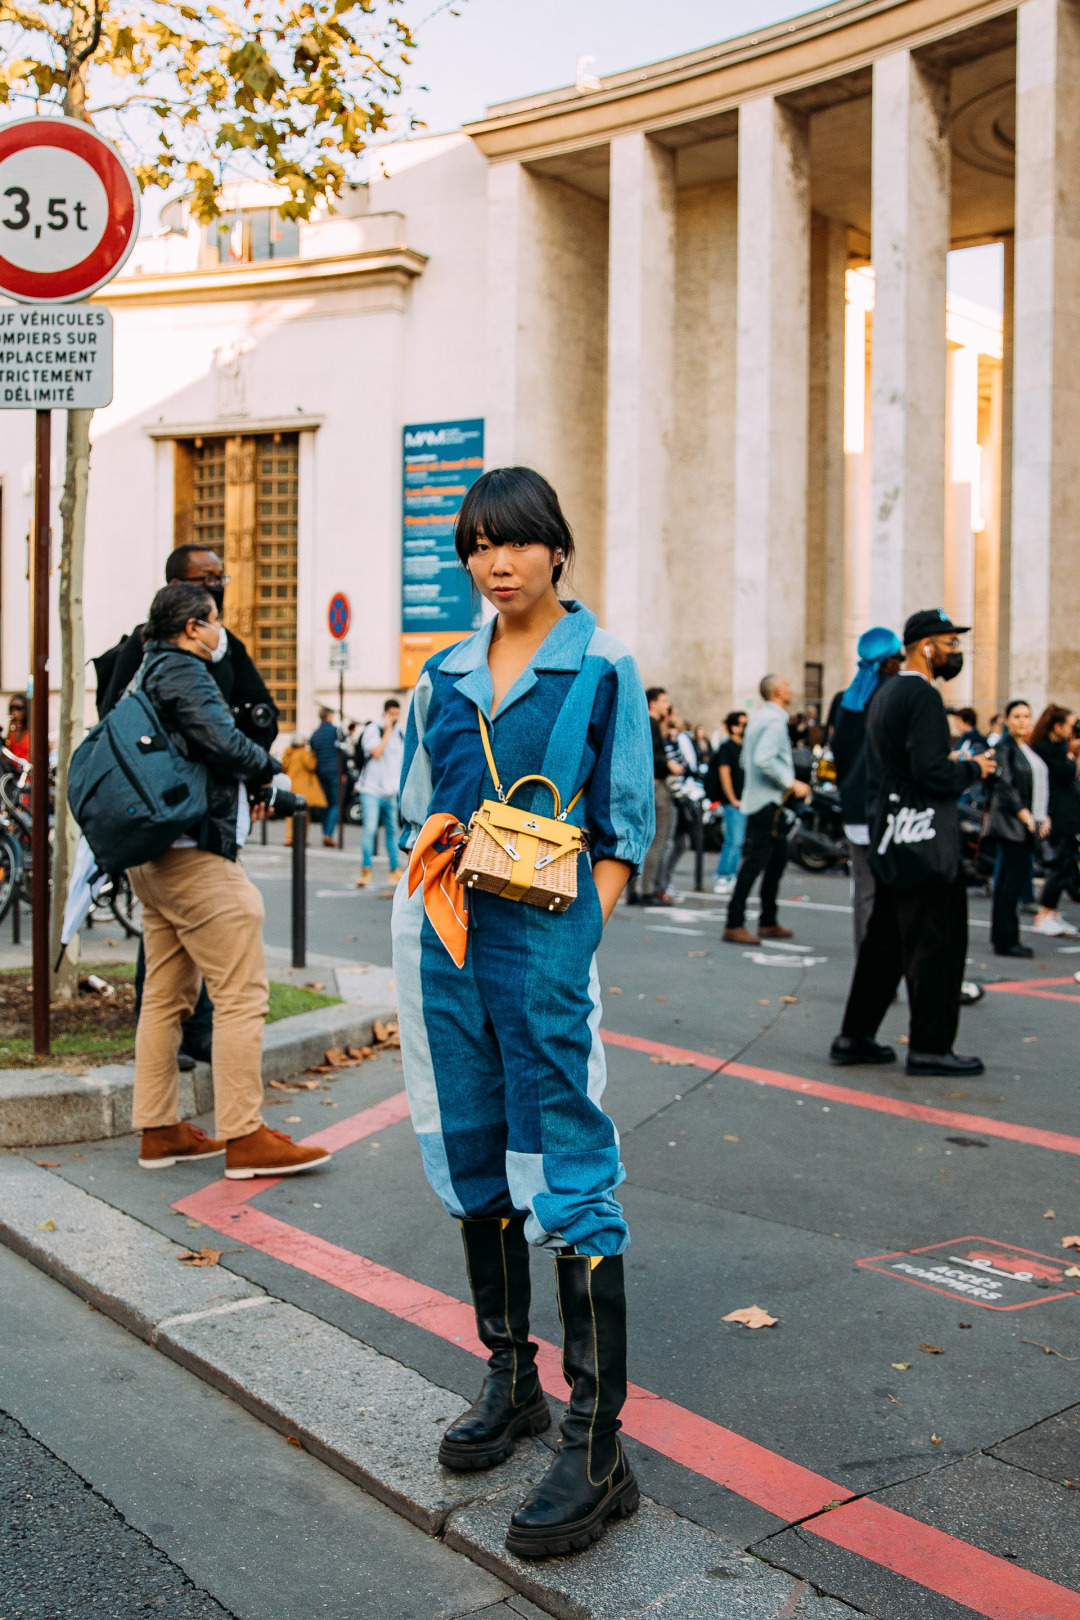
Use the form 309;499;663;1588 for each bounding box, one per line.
391;603;654;1257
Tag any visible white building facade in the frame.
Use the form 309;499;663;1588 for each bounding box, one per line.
0;0;1070;732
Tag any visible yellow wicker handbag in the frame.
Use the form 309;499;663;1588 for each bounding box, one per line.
458;711;586;912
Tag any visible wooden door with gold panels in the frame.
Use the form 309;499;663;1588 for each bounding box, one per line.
175;432;298;728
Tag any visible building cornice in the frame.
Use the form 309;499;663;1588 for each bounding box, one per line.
94;245;427;309
464;0;1017;163
144;415;324;439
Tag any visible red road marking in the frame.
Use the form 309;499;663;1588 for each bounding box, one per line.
986;977;1080;1004
173;1092;1080;1618
600;1029;1080;1157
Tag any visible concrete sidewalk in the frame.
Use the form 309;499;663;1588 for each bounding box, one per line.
0;964;396;1148
0;1153;852;1620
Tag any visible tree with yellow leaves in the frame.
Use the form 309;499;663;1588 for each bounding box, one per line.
0;0;424;993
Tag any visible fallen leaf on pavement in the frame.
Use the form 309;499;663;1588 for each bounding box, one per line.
723;1305;777;1329
757;999;771;1006
36;1161;59;1168
1044;1210;1056;1219
1065;1266;1080;1279
918;1343;944;1354
1021;1339;1078;1360
688;951;708;958
656;995;667;1002
931;1434;942;1445
891;1362;910;1371
724;1135;741;1143
649;1055;695;1066
322;1049;352;1068
178;1247;243;1267
305;981;326;990
287;1436;302;1447
607;986;622;994
185;1219;203;1229
286;1115;302;1123
373;1019;400;1047
36;1219;55;1232
1062;1236;1080;1250
780;996;799;1004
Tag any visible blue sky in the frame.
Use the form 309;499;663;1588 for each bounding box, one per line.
396;1;812;136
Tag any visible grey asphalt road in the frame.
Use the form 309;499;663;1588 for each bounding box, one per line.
14;825;1080;1615
0;1243;517;1620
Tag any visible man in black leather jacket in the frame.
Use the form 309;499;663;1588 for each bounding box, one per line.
95;545;277;1064
130;581;330;1180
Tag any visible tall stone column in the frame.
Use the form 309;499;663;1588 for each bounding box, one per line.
604;132;675;673
869;49;950;628
1011;0;1080;710
806;215;848;707
486;160;532;469
731;96;810;707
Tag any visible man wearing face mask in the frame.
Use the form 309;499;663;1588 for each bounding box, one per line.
96;547;278;748
829;610;996;1078
93;546;278;1067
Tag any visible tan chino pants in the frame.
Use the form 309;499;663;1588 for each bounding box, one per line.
129;848;268;1140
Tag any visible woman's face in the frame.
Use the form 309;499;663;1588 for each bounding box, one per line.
186;602;222;661
1052;714;1076;743
466;530;561;618
8;701;26;731
1007;704;1032;743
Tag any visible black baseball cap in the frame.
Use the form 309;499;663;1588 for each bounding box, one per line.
903;608;971;645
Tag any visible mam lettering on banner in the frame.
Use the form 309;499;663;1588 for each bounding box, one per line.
855;1236;1080;1311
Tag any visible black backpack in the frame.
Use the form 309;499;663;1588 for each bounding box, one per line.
68;684;209;872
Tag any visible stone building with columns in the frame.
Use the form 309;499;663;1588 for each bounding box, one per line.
0;0;1069;730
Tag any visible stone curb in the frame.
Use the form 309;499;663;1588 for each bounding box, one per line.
0;1156;855;1620
0;997;397;1148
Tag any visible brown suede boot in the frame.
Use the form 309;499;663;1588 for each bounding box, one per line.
723;925;760;945
138;1122;226;1170
757;924;793;939
225;1124;332;1180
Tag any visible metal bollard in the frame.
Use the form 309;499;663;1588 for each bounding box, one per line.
11;895;19;945
291;803;307;968
693;803;705;893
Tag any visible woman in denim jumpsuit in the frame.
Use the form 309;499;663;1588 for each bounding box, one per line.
392;467;653;1559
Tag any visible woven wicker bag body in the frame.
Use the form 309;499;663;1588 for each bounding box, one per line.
459;712;585;913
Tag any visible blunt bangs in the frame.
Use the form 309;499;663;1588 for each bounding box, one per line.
454;466;575;585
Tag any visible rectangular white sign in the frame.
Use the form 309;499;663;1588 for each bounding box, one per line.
0;302;113;409
329;639;350;671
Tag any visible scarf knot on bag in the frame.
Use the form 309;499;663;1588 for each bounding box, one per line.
407;813;470;967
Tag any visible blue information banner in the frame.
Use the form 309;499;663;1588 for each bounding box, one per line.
400;418;484;685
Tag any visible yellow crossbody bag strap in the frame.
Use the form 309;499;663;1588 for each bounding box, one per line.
477;709;585;820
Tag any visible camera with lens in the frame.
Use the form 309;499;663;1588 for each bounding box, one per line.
233;699;278;749
250;779;304;820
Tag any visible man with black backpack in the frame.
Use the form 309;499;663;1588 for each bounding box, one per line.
829;610;996;1077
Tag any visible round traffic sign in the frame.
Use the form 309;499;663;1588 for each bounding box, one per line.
328;593;351;639
0;118;141;304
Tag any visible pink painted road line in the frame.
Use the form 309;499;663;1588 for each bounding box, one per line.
172;1097;1080;1618
600;1029;1080;1157
986;976;1080;1004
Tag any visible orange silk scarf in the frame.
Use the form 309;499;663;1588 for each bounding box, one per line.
407;813;470;968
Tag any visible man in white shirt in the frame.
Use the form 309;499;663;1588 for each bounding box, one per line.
356;698;405;887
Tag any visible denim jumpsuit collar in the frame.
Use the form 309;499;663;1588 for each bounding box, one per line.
441;601;596;722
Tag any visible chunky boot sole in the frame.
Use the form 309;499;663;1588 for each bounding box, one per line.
438;1396;551;1472
505;1468;640;1558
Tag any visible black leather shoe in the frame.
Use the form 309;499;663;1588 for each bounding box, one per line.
177;1052;196;1072
994;944;1033;958
906;1050;985;1077
506;1253;639;1558
829;1035;896;1067
438;1217;550;1471
639;893;673;908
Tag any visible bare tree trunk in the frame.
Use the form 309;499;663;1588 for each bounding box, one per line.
50;48;95;997
50;409;91;998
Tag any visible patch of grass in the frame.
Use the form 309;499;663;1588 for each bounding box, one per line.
267;981;341;1023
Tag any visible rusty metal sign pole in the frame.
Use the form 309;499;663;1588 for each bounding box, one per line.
31;408;51;1057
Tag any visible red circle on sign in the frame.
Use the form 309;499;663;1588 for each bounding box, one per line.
0;118;140;303
328;594;351;639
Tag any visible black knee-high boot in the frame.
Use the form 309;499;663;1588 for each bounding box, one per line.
438;1216;551;1471
505;1252;639;1557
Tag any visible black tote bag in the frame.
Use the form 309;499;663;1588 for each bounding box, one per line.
868;778;961;889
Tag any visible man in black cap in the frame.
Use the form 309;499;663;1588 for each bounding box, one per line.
829;609;996;1077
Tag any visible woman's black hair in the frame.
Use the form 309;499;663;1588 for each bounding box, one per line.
1004;697;1031;718
454;466;575;586
144;580;215;644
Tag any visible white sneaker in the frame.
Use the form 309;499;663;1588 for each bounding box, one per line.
1033;910;1078;936
713;878;734;896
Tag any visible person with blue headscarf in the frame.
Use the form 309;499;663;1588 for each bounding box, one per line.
831;627;903;949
